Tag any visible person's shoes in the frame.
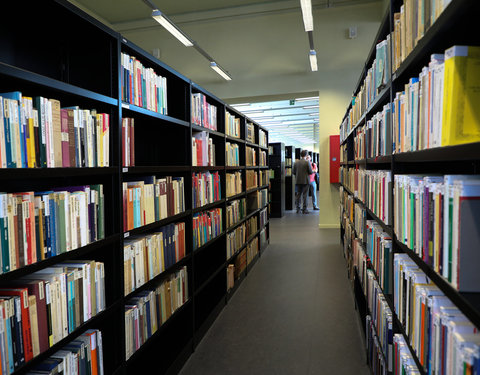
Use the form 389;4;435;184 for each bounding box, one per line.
313;206;319;210
302;210;310;214
296;209;301;214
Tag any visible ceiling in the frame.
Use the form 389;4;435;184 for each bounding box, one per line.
71;0;383;146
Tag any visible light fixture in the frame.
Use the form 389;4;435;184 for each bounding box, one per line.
231;103;251;107
210;62;232;81
242;110;264;115
303;105;319;109
294;96;318;102
151;10;194;47
309;113;319;116
300;0;314;31
309;50;318;72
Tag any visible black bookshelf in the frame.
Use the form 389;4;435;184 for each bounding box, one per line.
0;1;270;374
338;1;480;374
284;146;295;210
268;142;285;218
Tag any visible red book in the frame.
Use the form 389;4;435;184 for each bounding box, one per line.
122;119;126;167
0;288;33;362
129;119;135;166
60;109;70;167
83;330;99;375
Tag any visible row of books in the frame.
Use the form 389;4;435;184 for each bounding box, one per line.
391;0;453;72
122;176;185;231
234;249;246;279
246;146;256;167
0;261;105;372
226;223;246;259
121;52;168;114
355;203;366;241
246;170;258;190
25;329;104;375
226;142;240;167
393;334;421;375
246;216;258;239
193;208;223;250
225;112;240;139
0;93;110;169
226;172;242;198
340;36;391;141
0;185;104;274
392;46;480;153
256;189;269;209
192;131;215;167
355;103;391;159
191;93;217;130
123;223;186;296
339;166;357;195
246;123;255;144
192;172;221;209
366;314;388;375
259;130;267;148
363;169;392;226
393;174;480;291
366;269;393;373
122;118;135;167
260;228;268;250
226;264;235;291
260;207;267;229
285;157;292;167
226;198;246;229
125;267;188;360
285;168;292;177
246;237;259;265
394;253;480;374
366;220;392;295
259;170;268;186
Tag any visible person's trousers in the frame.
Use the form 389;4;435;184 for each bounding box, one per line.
295;184;309;211
309;180;318;208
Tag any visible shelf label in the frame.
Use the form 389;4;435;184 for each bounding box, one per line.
122;38;128;43
122;167;128;173
124;232;130;238
122;103;130;109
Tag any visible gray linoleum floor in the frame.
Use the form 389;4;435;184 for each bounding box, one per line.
179;208;370;375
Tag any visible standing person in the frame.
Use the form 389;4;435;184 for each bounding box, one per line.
293;150;313;214
307;155;319;210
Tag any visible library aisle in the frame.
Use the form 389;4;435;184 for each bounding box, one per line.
180;209;369;375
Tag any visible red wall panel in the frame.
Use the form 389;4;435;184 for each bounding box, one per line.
329;135;340;183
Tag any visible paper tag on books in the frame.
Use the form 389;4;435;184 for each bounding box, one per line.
122;103;129;109
124;232;130;238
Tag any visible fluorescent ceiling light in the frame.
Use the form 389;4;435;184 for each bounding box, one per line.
249;115;274;119
300;0;314;31
294;96;318;102
242;110;264;115
210;62;232;81
303;105;319;109
309;113;319;116
232;103;250;107
282;120;313;124
152;10;194;47
309;50;318;72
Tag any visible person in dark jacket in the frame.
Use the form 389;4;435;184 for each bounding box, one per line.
293;150;313;213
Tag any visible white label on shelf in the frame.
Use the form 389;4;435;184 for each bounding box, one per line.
122;103;130;109
122;38;127;43
124;232;130;238
123;167;128;173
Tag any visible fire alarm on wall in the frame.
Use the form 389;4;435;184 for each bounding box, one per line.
348;26;357;39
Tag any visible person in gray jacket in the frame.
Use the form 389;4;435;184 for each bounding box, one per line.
293;150;313;213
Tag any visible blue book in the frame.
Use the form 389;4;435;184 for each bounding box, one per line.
32;358;62;374
1;97;14;168
63;341;87;375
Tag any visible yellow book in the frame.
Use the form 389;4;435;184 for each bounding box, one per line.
441;46;480;146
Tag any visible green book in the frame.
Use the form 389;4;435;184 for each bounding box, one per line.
90;185;104;240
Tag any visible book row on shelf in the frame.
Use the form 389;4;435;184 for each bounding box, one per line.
225;112;241;139
122;118;135;167
191;93;217;130
123;222;186;296
0;92;110;169
125;266;188;360
0;260;105;373
226;198;246;228
192;208;223;250
192;132;215;167
259;130;267;148
246;147;256;167
192;172;221;209
245;216;258;240
340;0;462;144
0;185;104;273
246;170;258;191
246;123;255;144
226;142;240;167
226;172;242;198
226;224;246;259
122;176;185;231
25;329;104;375
121;52;168;115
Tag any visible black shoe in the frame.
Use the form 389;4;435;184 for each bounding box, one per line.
302;210;310;214
296;209;301;214
313;207;319;210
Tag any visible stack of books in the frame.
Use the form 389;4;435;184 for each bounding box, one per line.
192;172;221;208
